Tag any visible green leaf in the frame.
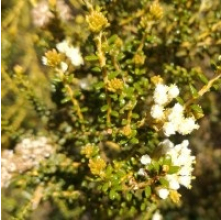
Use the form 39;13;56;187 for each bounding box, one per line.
109;189;119;200
190;104;203;113
189;84;199;98
108;34;118;44
176;97;184;105
85;55;99;61
130;137;139;144
94;82;104;90
102;182;110;192
144;186;151;198
123;87;134;98
61;97;71;104
159;177;169;187
106;165;113;176
168;166;180;174
111;110;119;117
140;202;146;211
132;113;139;119
91;66;101;73
197;73;209;84
101;105;109;112
126;192;132;201
108;71;120;80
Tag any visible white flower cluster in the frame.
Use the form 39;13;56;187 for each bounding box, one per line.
151;83;199;136
32;0;72;27
56;40;84;67
1;137;55;188
138;139;195;200
152;210;163;220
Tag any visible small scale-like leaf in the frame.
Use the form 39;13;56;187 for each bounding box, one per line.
111;110;119;117
108;34;118;44
94;82;104;90
85;55;99;61
189;84;199;98
91;66;101;73
144;186;151;198
168;166;180;174
108;71;120;80
101;105;109;112
159;177;169;187
197;73;209;84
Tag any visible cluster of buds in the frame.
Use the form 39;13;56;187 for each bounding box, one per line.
1;137;55;188
107;78;124;93
150;82;199;136
42;40;84;70
31;0;72;27
86;10;109;33
149;1;164;21
138;139;195;203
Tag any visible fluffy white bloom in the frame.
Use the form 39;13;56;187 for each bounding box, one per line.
151;83;200;137
159;139;174;149
178;175;192;188
56;40;84;66
66;47;84;66
165;140;195;189
137;168;146;176
167;84;179;99
177;117;199;135
166;175;180;190
1;137;55;188
60;62;68;72
152;210;163;220
157;188;169;199
42;56;48;65
153;84;169;105
163;121;177;136
167;103;184;122
32;1;54;27
150;104;165;120
140;154;151;165
56;40;70;54
56;0;72;22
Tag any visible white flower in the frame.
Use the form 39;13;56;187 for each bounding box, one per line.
60;62;68;72
167;103;184;122
56;41;84;66
137;168;146;176
160;139;174;149
152;210;163;220
140;154;151;165
56;0;72;22
150;104;165;120
166;175;180;190
164;140;195;189
157;188;169;199
178;176;192;188
177;117;199;135
32;1;54;27
163;121;176;136
66;47;84;66
56;40;70;54
42;56;48;65
153;84;169;105
167;84;179;99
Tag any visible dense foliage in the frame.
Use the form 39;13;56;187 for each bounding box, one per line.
1;0;221;219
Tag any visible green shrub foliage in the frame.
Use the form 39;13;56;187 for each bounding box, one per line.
1;0;221;219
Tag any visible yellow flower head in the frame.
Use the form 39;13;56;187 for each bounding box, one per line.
42;49;63;67
149;2;164;21
107;78;124;93
86;11;109;33
89;157;106;176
